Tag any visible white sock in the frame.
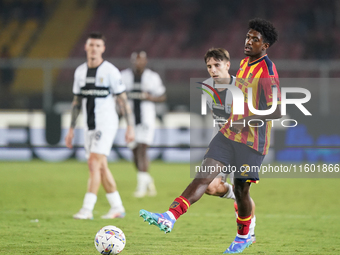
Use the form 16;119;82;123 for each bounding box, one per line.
82;192;97;211
106;191;124;210
249;215;256;236
137;172;151;183
165;211;176;221
136;172;152;190
237;233;249;239
222;183;235;200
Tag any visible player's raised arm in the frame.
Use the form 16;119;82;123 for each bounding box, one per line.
65;95;82;148
116;92;135;144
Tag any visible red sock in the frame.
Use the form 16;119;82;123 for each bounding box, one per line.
168;196;191;219
237;215;251;236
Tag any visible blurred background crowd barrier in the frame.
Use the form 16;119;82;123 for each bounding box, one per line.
0;0;339;162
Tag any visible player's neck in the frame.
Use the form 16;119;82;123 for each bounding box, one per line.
248;52;267;63
87;58;104;68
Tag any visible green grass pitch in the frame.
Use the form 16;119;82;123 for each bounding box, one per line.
0;160;339;254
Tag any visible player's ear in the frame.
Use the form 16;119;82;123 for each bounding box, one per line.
262;43;269;51
226;61;231;70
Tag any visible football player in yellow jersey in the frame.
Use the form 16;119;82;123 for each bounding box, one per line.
140;18;281;254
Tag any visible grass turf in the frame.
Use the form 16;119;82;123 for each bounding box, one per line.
0;160;339;254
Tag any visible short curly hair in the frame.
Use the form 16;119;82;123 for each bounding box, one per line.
249;18;278;47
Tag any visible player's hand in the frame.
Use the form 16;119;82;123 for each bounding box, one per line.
125;126;135;144
140;92;151;100
229;123;243;134
65;128;74;149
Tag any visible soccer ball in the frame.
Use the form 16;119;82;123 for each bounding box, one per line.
94;225;126;254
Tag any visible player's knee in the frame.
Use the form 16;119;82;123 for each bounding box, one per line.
87;154;102;170
205;184;216;195
87;157;96;168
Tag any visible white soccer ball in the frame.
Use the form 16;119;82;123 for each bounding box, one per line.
94;225;126;254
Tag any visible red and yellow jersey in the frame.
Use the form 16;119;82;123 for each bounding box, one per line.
220;54;281;155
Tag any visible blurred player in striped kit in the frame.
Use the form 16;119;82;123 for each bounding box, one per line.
120;51;166;198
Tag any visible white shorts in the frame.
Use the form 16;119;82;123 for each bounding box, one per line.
133;123;155;146
127;123;155;149
84;128;117;158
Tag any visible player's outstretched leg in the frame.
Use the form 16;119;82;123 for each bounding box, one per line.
139;158;219;234
140;194;192;233
139;209;176;233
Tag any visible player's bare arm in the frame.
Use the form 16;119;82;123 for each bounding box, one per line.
70;95;82;128
65;95;82;148
142;92;166;102
116;92;135;143
116;92;134;126
229;104;282;133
